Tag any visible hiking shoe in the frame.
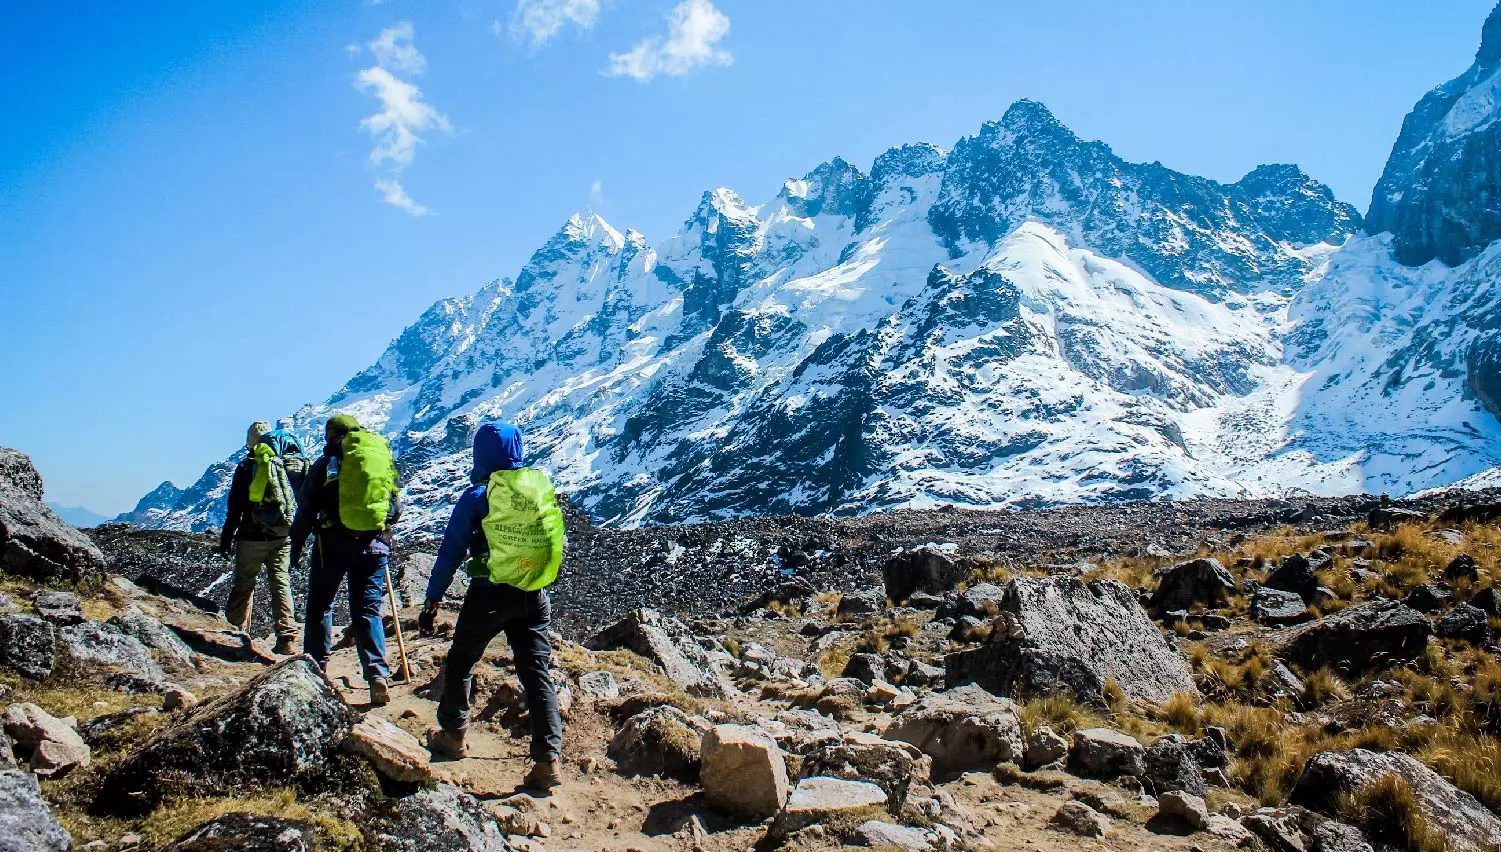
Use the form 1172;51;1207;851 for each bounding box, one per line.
369;679;390;707
427;728;468;760
522;759;562;791
273;637;297;656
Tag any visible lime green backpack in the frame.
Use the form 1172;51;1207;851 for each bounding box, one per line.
337;430;398;532
474;468;565;591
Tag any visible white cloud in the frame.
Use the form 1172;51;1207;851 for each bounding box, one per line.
606;0;730;82
588;178;605;207
355;22;450;215
368;21;426;75
510;0;600;48
375;178;430;216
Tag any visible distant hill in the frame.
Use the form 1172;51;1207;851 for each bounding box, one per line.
48;502;110;529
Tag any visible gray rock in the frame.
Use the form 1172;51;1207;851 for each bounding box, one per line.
770;777;888;838
1157;790;1209;831
1281;600;1431;673
882;547;967;603
0;769;73;851
1266;554;1319;603
836;588;886;617
737;577;817;615
1144;735;1205;796
1242;809;1310;852
853;819;933;851
1405;584;1451;613
884;684;1021;774
104;656;355;811
1366;506;1425;530
1437;603;1490;643
108;610;197;673
935;583;1007;621
944;576;1198;704
3;702;91;778
1446;554;1481;583
30;591;84;626
370;783;515;851
57;621;164;681
576;670;620;702
1049;800;1109;837
0;446;107;582
801;733;930;809
163;813;316;851
1022;725;1068;769
1268;660;1305;697
903;662;944;688
1253;587;1310;625
1149;558;1235;612
0;614;56;681
1309;819;1373;852
607;704;705;781
587;609;736;700
1292;748;1501;852
841;653;893;686
1470;585;1501;617
1071;728;1145;778
0;592;14;614
700;724;789;820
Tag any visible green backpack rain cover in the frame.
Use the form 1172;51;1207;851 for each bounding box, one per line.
477;467;565;591
337;430;397;532
247;443;296;531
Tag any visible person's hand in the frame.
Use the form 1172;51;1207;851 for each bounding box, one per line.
418;601;439;637
218;541;233;560
290;547;303;569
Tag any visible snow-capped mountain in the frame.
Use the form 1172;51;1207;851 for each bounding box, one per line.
125;4;1501;535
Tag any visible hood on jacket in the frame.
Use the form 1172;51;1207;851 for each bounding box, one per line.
471;423;524;484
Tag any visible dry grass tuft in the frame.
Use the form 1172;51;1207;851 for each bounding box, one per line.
1339;774;1446;852
1155;691;1201;734
1020;694;1102;737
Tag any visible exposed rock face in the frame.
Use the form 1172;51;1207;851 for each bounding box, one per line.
587;609;736;700
108;609;198;673
1070;728;1145;779
882;547;967;603
800;733;930;809
343;716;434;784
699;724;789;819
105;656;356;811
0;614;56;681
1280;600;1431;672
884;684;1021;774
0;769;73;851
1293;748;1501;852
164;813;316;851
1148;558;1235;612
56;621;164;682
0;446;106;582
770;777;889;838
944;576;1197;704
30;591;84;626
1366;2;1501;267
367;783;516;852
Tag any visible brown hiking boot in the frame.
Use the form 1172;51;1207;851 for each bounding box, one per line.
522;759;562;791
368;679;390;707
427;728;468;760
273;636;297;656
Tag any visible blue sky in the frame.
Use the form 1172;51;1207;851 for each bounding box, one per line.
2;0;1496;515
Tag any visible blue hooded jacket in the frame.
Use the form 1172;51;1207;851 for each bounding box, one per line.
425;423;525;604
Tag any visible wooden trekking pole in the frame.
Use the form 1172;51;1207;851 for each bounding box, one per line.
383;567;412;683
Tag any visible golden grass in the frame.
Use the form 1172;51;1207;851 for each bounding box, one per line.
1019;694;1102;737
1298;668;1351;709
132;790;362;850
1339;774;1446;852
1155;691;1202;734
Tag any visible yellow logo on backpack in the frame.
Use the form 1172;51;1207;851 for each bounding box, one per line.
479;468;565;591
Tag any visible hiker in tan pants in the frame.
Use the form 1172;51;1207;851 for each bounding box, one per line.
219;421;308;654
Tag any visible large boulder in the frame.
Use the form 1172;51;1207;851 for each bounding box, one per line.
587;609;736;700
1253;587;1311;626
0;769;73;851
342;715;433;784
1280;600;1431;673
944;576;1197;704
1071;728;1145;779
883;547;968;604
884;684;1021;774
1149;558;1235;613
108;609;198;673
30;591;84;626
0;446;106;582
57;621;165;681
1437;603;1491;643
1292;749;1501;852
104;655;355;811
607;704;706;781
0;614;56;681
769;777;888;838
367;783;516;851
1143;735;1205;797
164;813;316;851
800;733;930;809
1265;553;1320;603
3;702;91;778
700;724;790;819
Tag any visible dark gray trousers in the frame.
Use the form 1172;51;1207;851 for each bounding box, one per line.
436;584;562;762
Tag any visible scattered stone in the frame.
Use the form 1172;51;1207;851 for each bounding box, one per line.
1049;800;1109;837
104;656;355;811
1367;506;1424;529
1266;554;1319;603
801;733;930;809
1144;735;1206;796
852;820;933;851
836;588;886;617
162;687;197;712
935;583;1007;622
1437;603;1491;643
841;653;893;686
737;577;817;615
587;609;736;700
165;624;274;665
1071;728;1145;779
885;684;1021;774
1205;814;1255;846
0;769;73;851
1157;790;1210;831
607;704;705;781
369;783;515;851
1150;558;1236;613
1405;584;1451;613
1242;809;1310;852
1310;819;1374;852
944;576;1197;704
903;662;944;688
163;813;316;851
108;610;197;673
3;702;90;777
1023;725;1069;769
1252;587;1311;626
0;446;108;582
343;715;433;784
1280;600;1431;672
56;621;165;681
576;670;620;702
770;777;888;838
0;614;56;680
1446;554;1481;583
1293;748;1501;852
1268;660;1305;698
1471;585;1501;617
882;547;967;603
1429;528;1465;545
30;591;84;626
700;724;789;819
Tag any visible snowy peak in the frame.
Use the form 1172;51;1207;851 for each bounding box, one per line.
778;157;868;220
1234;164;1362;246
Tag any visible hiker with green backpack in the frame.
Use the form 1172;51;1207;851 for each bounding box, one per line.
419;422;566;790
290;413;402;706
219;421;308;655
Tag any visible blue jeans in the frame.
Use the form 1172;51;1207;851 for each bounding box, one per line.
304;536;391;684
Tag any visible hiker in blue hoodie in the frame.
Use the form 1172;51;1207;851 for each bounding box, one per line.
421;422;565;791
